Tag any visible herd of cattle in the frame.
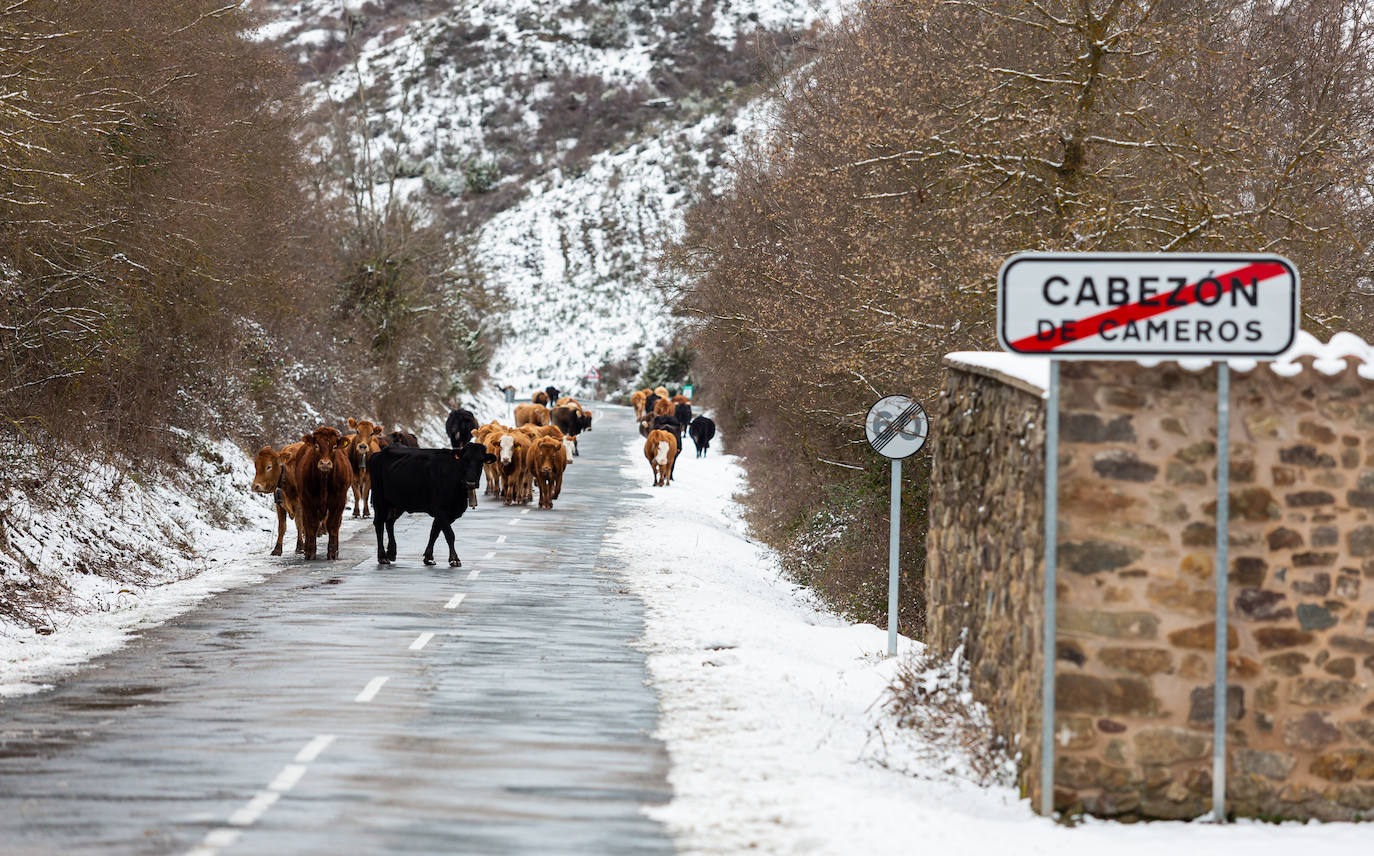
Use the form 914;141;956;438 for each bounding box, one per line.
248;387;719;568
246;386;715;567
631;386;715;488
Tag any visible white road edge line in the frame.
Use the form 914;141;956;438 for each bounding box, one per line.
355;676;389;702
185;827;241;856
268;764;308;793
469;568;483;578
445;593;466;609
227;791;280;826
496;535;507;544
409;632;435;650
294;734;336;763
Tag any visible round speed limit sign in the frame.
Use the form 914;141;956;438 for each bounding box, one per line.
865;395;929;459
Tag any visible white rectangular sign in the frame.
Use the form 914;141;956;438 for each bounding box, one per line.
998;253;1299;358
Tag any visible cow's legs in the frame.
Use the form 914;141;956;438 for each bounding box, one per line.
325;504;344;560
423;519;444;566
441;521;460;567
373;503;390;564
552;468;563;500
351;481;361;518
301;510;319;560
384;509;400;562
271;503;287;556
360;472;371;518
572;437;579;457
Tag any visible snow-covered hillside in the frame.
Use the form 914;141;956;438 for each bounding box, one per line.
253;0;843;393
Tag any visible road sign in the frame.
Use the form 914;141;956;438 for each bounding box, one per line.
998;253;1298;358
683;384;694;398
864;395;928;460
585;368;600;381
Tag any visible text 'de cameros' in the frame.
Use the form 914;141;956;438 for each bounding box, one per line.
997;253;1299;358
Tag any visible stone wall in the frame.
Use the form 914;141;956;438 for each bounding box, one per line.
928;355;1374;821
927;359;1046;804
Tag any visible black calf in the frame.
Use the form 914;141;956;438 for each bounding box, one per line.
689;415;715;458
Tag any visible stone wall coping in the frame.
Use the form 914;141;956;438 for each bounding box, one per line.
946;331;1374;396
943;352;1050;399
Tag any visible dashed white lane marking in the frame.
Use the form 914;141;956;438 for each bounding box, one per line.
520;509;531;515
496;535;507;544
187;734;336;855
227;791;280;826
444;593;466;609
295;734;335;763
508;517;521;526
481;553;494;560
268;764;308;793
469;568;483;579
409;632;435;650
355;676;389;702
186;827;241;856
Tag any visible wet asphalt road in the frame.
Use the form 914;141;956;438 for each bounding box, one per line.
0;406;674;855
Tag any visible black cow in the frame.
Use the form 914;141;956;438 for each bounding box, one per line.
551;405;585;456
642;393;661;420
384;430;419;448
652;415;683;450
368;443;495;567
544;386;560;406
689;415;715;457
673;403;692;433
445;408;479;449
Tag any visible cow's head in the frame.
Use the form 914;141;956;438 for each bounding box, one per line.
251;445;292;493
498;433;517;465
455;442;497;508
346;418;380;464
580;411;593;431
303;427;344;472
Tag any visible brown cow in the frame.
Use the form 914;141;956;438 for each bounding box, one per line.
537;422;576;461
251;442;305;556
653;385;670;400
532;391;549;405
671;394;690;406
345;418;383;518
631;389;650;419
644;430;678;487
493;429;534;505
514;402;550;427
526;436;568;509
292;426;353;560
481;433;505;496
652;397;674;418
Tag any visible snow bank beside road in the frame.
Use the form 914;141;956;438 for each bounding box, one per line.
610;433;1372;854
0;439;375;698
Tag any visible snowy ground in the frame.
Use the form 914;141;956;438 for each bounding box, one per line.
609;429;1374;854
0;439;386;699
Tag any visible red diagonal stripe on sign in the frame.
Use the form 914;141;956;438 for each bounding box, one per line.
1008;261;1289;353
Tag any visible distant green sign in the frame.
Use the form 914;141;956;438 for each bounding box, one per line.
683;384;694;398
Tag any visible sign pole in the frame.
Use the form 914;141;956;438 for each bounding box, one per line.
1040;359;1060;818
888;457;901;656
1213;363;1231;822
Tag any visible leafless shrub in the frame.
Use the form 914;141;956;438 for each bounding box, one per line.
670;0;1374;632
866;645;1016;788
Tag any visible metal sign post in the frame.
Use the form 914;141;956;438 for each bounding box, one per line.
1040;360;1060;818
997;252;1299;822
864;395;929;656
1213;364;1231;822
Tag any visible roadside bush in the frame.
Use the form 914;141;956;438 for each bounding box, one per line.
670;0;1374;635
